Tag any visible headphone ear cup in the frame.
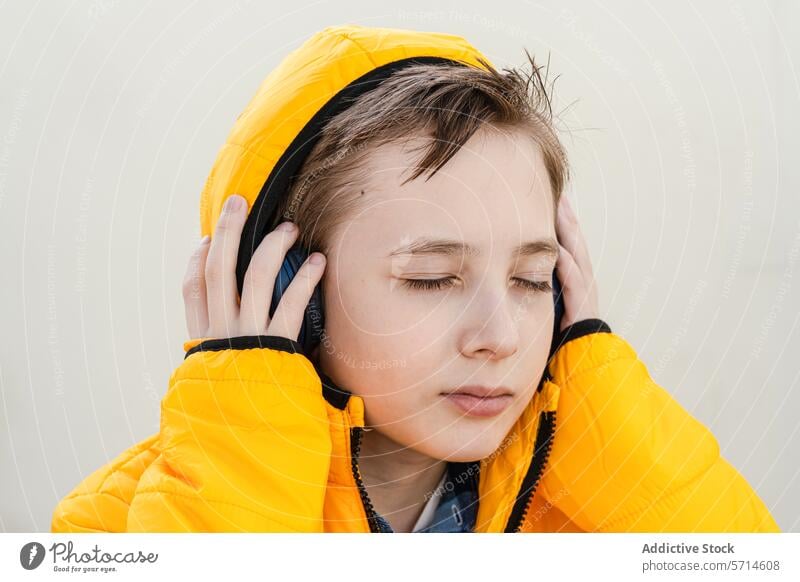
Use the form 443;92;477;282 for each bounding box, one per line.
550;270;566;356
269;243;325;355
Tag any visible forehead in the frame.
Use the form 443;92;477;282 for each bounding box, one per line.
340;127;556;249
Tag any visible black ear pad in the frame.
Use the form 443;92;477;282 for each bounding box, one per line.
269;242;325;355
550;270;566;356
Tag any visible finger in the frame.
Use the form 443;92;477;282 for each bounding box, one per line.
557;195;595;280
182;235;211;338
555;195;580;259
557;242;599;329
560;197;600;313
238;222;299;336
205;194;247;337
570;206;596;283
266;252;326;340
555;243;584;295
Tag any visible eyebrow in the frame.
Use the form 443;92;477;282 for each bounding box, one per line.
387;237;559;259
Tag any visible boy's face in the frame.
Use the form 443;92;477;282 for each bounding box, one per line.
318;126;558;462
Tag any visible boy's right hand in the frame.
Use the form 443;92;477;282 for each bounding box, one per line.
182;194;326;342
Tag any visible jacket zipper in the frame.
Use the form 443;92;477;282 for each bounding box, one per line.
504;409;557;532
350;426;390;533
351;411;556;533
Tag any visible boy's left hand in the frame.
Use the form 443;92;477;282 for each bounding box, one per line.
555;194;600;332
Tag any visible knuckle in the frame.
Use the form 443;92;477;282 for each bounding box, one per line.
246;269;269;289
247;248;276;276
192;241;208;256
215;211;240;231
204;261;223;284
241;275;264;298
281;295;299;313
296;264;315;279
181;278;194;297
294;268;316;288
214;215;231;231
182;273;204;300
186;255;202;276
265;226;298;248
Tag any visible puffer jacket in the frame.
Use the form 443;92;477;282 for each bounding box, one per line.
51;24;780;533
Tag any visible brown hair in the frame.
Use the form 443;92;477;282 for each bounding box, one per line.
277;51;568;254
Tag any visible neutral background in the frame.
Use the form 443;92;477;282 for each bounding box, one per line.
1;0;798;532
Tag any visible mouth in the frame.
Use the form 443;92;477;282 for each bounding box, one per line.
440;386;514;418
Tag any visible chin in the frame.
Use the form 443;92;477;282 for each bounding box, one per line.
417;429;509;463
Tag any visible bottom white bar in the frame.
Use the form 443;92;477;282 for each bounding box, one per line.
1;533;798;581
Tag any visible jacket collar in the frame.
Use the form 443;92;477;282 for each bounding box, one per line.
317;362;560;533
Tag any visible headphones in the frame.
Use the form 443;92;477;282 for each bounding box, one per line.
254;56;566;360
269;242;566;358
268;242;326;355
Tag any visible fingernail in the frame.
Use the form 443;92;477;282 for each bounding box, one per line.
277;221;296;232
223;195;243;213
309;253;325;265
200;235;210;245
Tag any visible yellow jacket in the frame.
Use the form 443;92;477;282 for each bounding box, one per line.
51;25;779;533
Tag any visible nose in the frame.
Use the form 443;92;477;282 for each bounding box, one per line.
457;287;520;360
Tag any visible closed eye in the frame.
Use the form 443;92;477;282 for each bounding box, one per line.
401;277;552;292
402;277;457;291
514;278;553;293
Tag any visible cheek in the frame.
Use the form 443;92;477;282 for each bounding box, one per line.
320;280;444;402
332;273;449;336
325;270;453;365
321;325;441;399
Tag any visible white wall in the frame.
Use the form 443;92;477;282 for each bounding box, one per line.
1;0;798;531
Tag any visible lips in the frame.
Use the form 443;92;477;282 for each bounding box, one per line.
440;385;514;418
443;385;514;398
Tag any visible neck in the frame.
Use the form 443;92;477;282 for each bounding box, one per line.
357;427;447;533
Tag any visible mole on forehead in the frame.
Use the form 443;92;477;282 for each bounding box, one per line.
387;237;559;258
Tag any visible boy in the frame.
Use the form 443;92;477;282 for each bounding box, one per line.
52;24;779;533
